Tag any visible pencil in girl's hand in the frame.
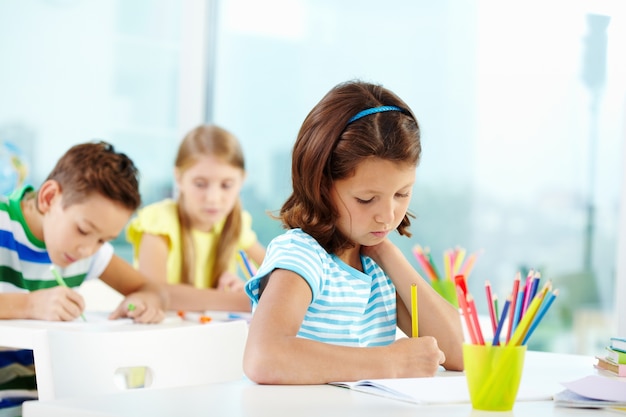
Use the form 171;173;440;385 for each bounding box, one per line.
50;265;87;322
411;283;418;337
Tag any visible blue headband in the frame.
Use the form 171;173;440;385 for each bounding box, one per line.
347;105;404;124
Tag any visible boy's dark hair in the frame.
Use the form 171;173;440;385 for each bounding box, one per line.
45;141;141;211
280;80;421;254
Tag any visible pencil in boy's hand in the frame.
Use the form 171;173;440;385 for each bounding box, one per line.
50;265;87;322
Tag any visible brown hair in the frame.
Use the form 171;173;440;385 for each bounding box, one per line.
44;141;141;211
280;80;421;254
175;124;245;287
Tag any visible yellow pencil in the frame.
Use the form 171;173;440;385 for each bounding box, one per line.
411;283;418;337
507;282;551;346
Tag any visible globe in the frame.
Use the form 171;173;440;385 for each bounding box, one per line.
0;140;29;196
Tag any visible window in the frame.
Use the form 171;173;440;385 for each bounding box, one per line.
212;0;625;354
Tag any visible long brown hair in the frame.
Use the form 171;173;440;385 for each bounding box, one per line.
280;80;421;254
175;125;245;287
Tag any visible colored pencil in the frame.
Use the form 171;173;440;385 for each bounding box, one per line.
466;294;485;345
452;247;466;277
505;273;521;343
456;285;478;344
507;286;547;346
520;270;534;317
511;288;524;335
522;289;558;345
411;283;418;337
485;280;497;334
424;248;442;281
238;250;256;279
492;296;511;346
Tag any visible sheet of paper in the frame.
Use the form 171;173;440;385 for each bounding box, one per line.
562;375;626;402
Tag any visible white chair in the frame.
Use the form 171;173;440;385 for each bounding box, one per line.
31;320;248;401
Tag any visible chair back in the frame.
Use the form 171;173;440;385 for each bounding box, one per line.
32;320;248;401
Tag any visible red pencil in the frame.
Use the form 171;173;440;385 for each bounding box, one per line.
506;273;521;343
467;294;485;345
485;280;497;334
456;285;478;344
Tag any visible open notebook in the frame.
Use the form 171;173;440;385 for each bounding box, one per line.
329;374;552;405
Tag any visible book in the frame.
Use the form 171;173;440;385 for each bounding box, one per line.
610;337;626;353
328;374;551;405
596;356;626;377
329;376;470;405
607;347;626;365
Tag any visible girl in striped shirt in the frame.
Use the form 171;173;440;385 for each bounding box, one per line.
244;80;464;384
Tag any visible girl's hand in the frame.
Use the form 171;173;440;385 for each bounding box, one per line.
361;238;399;267
27;286;86;321
109;294;165;323
386;336;446;378
217;272;246;292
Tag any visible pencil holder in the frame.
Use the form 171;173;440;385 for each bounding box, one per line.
431;280;458;307
463;343;526;411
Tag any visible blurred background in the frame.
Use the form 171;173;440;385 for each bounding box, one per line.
1;0;624;354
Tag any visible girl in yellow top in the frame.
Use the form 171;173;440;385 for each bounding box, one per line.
127;124;265;312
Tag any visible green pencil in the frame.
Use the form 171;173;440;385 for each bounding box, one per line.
50;266;87;322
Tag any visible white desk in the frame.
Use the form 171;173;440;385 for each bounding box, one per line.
0;312;206;401
0;311;189;349
22;351;604;417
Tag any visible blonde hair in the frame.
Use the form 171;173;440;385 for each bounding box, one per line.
175;124;245;288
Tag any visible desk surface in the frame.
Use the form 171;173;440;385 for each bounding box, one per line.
23;351;603;417
0;311;192;349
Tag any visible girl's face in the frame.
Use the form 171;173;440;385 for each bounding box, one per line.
175;155;245;232
331;157;415;248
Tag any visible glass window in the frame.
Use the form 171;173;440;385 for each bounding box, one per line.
0;0;200;261
2;0;623;354
212;0;625;354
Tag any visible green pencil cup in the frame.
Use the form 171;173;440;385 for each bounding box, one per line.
431;280;458;307
463;343;527;411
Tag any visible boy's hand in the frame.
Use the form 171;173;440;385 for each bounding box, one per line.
109;293;165;324
27;287;86;321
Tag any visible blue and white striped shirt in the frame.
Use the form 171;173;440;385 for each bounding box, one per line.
245;229;397;347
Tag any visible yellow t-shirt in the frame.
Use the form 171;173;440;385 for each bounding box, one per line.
126;199;258;288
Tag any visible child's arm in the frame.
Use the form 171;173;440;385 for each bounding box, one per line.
136;233;169;284
100;255;168;323
243;269;447;385
165;284;252;312
362;239;464;371
0;288;85;321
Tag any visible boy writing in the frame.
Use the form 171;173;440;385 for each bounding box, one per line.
0;141;167;323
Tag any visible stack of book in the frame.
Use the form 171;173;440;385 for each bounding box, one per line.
595;337;626;377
